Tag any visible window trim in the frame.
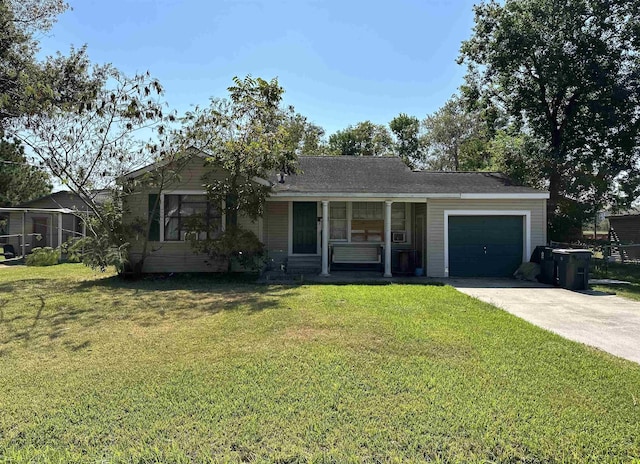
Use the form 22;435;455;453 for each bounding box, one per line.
160;190;225;243
326;201;411;245
329;201;348;242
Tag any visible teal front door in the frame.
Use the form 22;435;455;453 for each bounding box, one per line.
448;216;524;277
293;202;317;254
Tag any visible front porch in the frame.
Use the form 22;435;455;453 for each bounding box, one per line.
266;199;425;278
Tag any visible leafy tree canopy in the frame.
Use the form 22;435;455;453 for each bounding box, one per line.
0;0;100;126
389;113;423;167
172;75;305;269
179;76;298;222
459;0;640;238
422;95;490;171
328;121;394;157
0;130;51;206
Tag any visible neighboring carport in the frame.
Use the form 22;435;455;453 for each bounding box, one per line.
0;206;76;259
449;278;640;364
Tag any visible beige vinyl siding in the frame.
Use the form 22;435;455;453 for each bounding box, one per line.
264;201;288;268
426;199;547;277
125;194;262;273
123;158;252;273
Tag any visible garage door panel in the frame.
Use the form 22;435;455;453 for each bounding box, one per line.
449;216;524;277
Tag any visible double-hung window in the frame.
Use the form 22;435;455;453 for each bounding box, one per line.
164;194;221;241
351;202;383;242
391;203;406;231
329;202;347;240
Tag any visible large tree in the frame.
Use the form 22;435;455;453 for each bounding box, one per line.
0;131;51;206
328;121;393;157
422;95;489;171
18;67;168;217
1;0;99;126
175;76;300;269
0;0;102;206
459;0;640;238
282;112;327;157
389;113;423;167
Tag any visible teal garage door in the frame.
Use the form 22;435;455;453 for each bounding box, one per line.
448;216;524;277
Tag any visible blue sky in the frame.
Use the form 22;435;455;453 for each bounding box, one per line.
38;0;478;135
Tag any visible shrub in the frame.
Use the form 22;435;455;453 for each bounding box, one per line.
25;247;59;266
67;198;130;273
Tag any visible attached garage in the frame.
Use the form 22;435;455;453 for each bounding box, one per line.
445;211;531;278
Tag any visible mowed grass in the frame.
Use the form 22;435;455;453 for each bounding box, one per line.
1;265;639;463
592;261;640;302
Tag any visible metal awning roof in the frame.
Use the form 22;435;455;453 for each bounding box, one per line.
0;207;74;214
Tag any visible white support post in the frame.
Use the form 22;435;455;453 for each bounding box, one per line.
21;211;26;258
321;200;330;276
384;200;392;277
58;212;63;261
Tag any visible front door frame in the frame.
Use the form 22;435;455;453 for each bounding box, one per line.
443;210;531;277
288;201;320;256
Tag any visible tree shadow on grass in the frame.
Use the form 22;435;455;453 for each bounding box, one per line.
0;273;299;349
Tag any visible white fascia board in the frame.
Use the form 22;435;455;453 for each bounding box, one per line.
460;193;550;200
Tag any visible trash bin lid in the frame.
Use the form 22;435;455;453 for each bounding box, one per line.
552;249;592;255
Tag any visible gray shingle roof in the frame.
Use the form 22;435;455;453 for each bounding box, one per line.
272;156;546;195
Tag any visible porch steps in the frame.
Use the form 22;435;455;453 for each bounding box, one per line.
287;255;321;275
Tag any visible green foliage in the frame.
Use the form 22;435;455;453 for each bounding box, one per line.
0;130;51;206
422;94;490;171
20;67;168;195
68;196;130;273
2;265;640;462
187;225;266;271
281;112;327;157
0;0;100;125
389;113;423;167
179;76;297;223
25;246;58;266
328;120;394;157
459;0;640;239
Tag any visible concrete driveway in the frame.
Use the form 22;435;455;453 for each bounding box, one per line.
447;278;640;364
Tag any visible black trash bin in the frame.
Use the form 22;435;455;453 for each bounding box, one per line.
531;246;556;284
552;249;592;290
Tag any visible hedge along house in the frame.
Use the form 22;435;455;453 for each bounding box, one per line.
122;154;549;278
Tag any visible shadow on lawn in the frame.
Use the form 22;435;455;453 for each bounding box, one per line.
0;273;298;348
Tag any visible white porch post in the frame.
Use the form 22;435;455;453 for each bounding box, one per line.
58;212;63;260
21;211;26;258
321;200;330;276
384;200;392;277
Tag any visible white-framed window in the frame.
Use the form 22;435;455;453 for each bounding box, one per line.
164;194;221;241
391;203;406;232
330;202;347;240
352;202;383;220
351;202;383;242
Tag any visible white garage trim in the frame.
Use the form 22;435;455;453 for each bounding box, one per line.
443;210;531;277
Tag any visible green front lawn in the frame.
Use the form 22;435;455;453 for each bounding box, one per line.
1;265;639;463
